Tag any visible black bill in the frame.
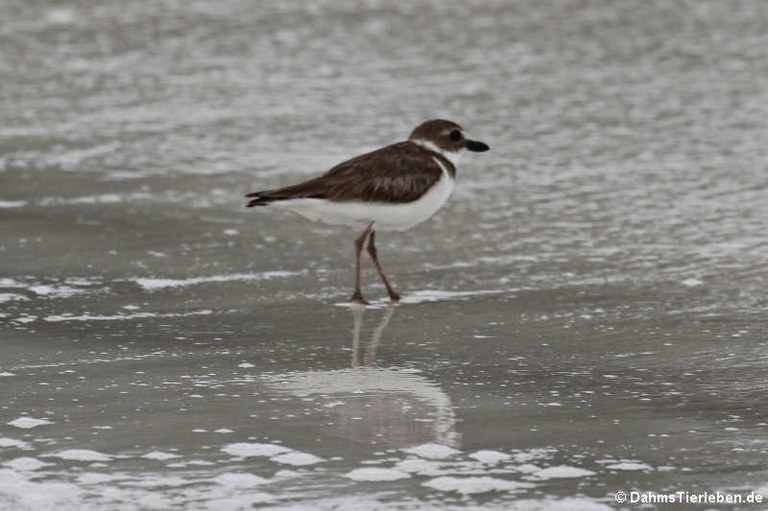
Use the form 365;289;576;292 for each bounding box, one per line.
465;139;490;152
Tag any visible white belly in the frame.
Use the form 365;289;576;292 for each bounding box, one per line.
273;167;455;231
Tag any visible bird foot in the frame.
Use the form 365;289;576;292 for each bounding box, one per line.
350;290;369;305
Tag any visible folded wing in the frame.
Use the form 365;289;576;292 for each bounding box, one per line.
246;142;451;207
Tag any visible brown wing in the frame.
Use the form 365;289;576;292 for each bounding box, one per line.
246;142;453;206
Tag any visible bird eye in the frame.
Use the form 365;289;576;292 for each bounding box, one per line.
448;130;462;141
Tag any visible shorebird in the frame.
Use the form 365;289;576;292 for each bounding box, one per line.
245;119;489;304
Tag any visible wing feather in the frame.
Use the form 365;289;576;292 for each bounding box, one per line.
246;142;452;206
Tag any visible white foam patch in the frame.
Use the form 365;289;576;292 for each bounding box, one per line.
0;278;24;287
605;462;653;471
392;458;446;476
0;278;106;303
0;293;28;304
134;271;301;291
38;191;151;206
681;278;704;287
3;457;52;471
270;451;324;466
221;442;291;458
399;289;504;304
531;465;596;480
0;467;610;510
0;468;83;509
8;417;54;429
515;464;541;474
65;277;103;286
0;438;31;449
511;448;556;463
141;451;181;461
28;285;86;298
212;473;270;488
0;200;26;208
422;476;533;494
345;468;411;482
402;443;460;459
44;310;213;322
469;450;512;464
203;492;276;510
46;449;113;462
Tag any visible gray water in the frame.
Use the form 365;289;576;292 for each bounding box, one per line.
1;1;767;509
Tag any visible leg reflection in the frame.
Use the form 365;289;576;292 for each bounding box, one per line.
364;303;397;365
350;304;366;368
349;303;398;367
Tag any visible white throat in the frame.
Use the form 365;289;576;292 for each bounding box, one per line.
411;139;463;167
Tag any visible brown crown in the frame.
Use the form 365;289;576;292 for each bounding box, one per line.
408;119;464;152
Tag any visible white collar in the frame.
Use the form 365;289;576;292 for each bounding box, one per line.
411;139;463;167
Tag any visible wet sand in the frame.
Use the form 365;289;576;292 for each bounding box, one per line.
2;1;767;509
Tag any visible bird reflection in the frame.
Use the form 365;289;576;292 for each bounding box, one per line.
277;304;459;448
350;303;396;367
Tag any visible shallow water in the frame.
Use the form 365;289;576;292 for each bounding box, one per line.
1;1;767;509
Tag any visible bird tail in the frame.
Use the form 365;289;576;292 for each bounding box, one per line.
246;188;302;207
245;191;283;208
245;179;326;207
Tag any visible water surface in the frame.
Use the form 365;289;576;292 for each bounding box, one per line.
1;1;767;509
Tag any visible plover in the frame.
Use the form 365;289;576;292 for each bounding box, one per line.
245;119;489;304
